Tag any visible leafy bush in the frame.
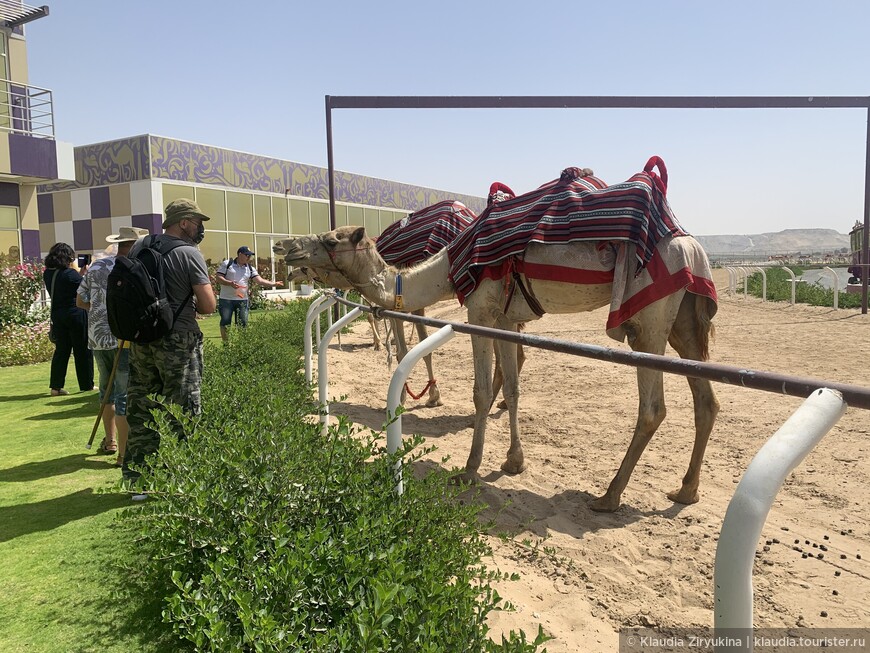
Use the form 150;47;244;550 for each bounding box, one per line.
0;260;44;327
0;260;54;366
125;301;546;652
0;320;54;366
746;267;863;309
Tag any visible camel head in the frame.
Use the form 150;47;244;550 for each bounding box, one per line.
288;265;355;290
273;226;384;283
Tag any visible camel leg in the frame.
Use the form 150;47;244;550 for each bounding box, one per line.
368;314;382;351
590;327;669;512
664;294;720;505
411;313;442;407
493;343;525;410
495;330;525;474
463;333;496;481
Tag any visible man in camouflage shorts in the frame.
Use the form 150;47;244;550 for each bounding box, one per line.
123;199;217;494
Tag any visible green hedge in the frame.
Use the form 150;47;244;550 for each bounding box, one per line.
123;301;547;652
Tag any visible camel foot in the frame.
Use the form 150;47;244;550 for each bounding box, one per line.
425;397;444;408
589;493;621;513
373;343;381;351
500;459;527;475
496;398;508;410
667;486;700;505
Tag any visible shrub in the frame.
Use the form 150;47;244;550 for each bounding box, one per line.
0;260;44;327
0;320;54;366
124;303;546;652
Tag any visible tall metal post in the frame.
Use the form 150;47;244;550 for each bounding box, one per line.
325;95;336;231
862;106;870;313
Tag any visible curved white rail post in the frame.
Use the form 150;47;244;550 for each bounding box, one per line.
304;295;333;383
751;267;767;302
726;267;736;295
822;266;840;309
714;388;847;641
317;307;362;435
737;267;749;298
386;325;455;495
782;267;797;305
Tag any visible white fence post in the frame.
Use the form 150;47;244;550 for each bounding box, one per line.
317;307;362;435
304;295;333;384
822;266;840;309
714;388;847;643
386;325;455;495
782;267;797;306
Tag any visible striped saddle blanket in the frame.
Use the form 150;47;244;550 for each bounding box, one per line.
447;157;687;303
376;200;478;268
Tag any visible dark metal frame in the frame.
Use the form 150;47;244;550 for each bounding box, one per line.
324;95;870;314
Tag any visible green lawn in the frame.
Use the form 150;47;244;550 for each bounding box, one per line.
0;314;227;653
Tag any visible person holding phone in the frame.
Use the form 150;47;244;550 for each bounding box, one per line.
43;242;94;396
215;246;283;342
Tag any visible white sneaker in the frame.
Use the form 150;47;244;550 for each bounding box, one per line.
131;493;149;501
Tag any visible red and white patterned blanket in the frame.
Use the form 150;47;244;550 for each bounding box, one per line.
376;200;478;268
447;157;687;303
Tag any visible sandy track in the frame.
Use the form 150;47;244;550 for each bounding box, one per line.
320;271;870;652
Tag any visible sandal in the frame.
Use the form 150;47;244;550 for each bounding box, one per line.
97;438;118;455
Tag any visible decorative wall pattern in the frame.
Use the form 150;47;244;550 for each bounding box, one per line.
39;135;150;192
149;136;486;214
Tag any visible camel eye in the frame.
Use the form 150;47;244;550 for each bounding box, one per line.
323;238;338;249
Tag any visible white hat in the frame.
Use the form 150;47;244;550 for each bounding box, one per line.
106;226;149;243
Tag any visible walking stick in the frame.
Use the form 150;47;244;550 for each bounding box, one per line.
86;341;125;449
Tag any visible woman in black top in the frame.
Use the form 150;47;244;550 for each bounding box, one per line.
43;243;93;396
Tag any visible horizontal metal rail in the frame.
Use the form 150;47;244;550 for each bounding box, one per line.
327;293;870;411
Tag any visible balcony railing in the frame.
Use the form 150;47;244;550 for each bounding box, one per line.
0;79;55;138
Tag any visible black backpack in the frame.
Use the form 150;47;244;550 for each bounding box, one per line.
106;235;193;344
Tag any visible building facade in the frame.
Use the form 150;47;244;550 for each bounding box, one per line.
0;3;75;268
36;134;486;281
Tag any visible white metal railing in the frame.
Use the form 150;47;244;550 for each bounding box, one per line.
0;78;55;138
302;293;868;647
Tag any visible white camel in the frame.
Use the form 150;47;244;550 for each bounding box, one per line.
275;165;719;512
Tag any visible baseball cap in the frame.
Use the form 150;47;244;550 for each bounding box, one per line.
162;198;211;228
106;226;150;243
237;246;255;256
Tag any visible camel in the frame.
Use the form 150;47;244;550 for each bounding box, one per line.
279;198;524;408
275;162;719;512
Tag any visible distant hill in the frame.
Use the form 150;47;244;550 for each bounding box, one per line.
694;229;850;256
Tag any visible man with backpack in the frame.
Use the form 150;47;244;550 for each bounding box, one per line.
215;245;283;342
120;198;217;492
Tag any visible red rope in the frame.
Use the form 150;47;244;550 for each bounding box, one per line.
404;379;436;400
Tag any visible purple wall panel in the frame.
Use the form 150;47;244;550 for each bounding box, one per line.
37;193;54;223
8;133;58;179
22;229;40;260
72;220;93;251
0;182;20;206
132;213;162;234
89;187;111;218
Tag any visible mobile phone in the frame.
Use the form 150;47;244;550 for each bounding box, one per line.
77;254;92;268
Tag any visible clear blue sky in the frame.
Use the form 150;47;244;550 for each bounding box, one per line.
25;0;870;235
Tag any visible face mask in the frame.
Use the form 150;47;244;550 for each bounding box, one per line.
185;220;205;244
192;222;205;245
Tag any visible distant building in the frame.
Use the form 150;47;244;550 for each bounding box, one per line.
0;4;75;268
36;135;486;281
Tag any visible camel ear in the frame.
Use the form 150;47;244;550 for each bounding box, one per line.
350;226;366;246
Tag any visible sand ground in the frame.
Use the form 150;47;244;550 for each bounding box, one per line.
318;269;870;651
